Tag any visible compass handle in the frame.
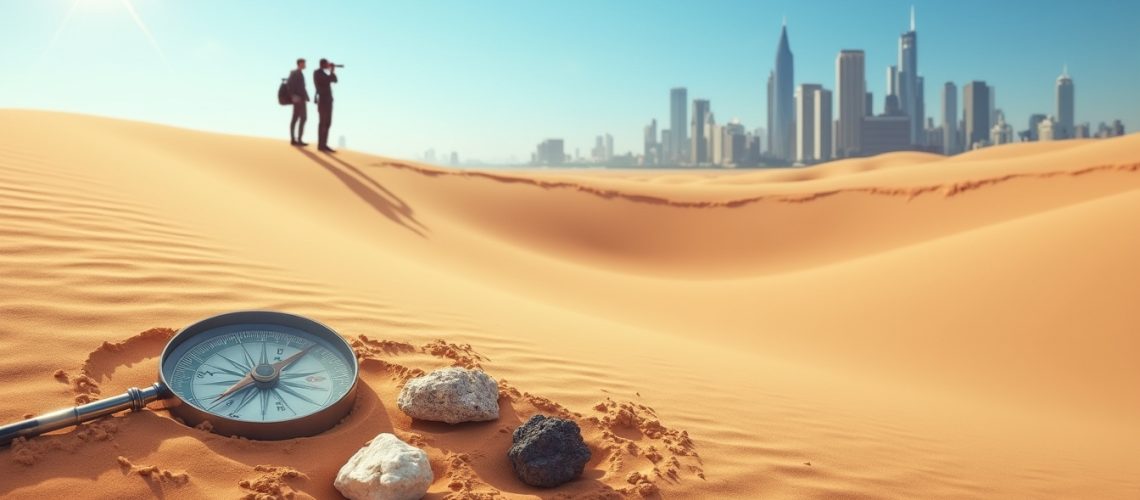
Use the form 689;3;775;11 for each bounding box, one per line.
0;382;166;446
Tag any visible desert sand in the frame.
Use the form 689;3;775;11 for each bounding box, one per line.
0;109;1137;499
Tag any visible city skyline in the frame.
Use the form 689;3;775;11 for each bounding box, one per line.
2;1;1138;164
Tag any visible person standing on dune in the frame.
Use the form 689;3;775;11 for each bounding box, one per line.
287;58;310;146
313;58;339;153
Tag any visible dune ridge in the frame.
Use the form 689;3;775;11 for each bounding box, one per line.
0;110;1138;499
379;158;1140;206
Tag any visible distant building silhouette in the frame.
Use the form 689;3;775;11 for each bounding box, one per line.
796;83;832;164
707;113;721;165
1037;116;1057;141
942;82;958;154
768;21;795;162
990;112;1013;145
963;81;990;149
897;7;924;145
1027;114;1047;141
1056;66;1075;140
450;151;459;165
670;88;688;163
836;50;866;158
723;121;747;166
1074;122;1090;139
815;88;833;163
534;139;565;165
643;119;659;165
691;99;711;164
862;115;911;156
987;85;997;135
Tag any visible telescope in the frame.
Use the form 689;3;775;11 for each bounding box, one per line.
332;64;345;68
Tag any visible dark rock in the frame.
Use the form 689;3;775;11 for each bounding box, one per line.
507;414;591;488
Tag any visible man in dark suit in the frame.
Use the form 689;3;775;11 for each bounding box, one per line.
313;58;339;153
287;58;310;146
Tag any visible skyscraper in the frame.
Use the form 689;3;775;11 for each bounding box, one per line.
990;112;1013;145
815;88;833;162
897;6;922;144
766;72;774;157
942;82;958;155
643;119;658;165
768;21;795;161
795;83;823;164
604;134;614;161
988;86;996;131
691;99;711;164
1027;114;1047;141
1056;66;1075;140
915;75;926;145
963;81;990;149
670;87;688;163
1038;116;1056;141
887;65;899;98
836;50;865;158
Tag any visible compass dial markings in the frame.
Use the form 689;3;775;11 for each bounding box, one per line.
227;385;260;418
280;369;323;380
217;352;250;373
269;388;298;416
166;323;355;424
276;382;322;407
280;380;329;392
239;342;257;369
202;363;246;378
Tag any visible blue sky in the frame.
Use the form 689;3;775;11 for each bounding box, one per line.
1;0;1137;163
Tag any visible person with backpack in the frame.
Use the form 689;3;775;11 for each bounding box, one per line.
287;58;310;146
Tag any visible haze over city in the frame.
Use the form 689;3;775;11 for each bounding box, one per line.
1;0;1138;164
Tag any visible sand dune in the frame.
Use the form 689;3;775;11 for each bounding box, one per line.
1;110;1138;498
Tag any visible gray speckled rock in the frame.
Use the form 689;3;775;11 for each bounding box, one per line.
396;367;499;424
334;433;432;500
508;414;591;488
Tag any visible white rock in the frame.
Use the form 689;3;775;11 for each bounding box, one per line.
334;433;433;500
397;367;500;424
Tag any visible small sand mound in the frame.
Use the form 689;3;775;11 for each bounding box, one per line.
238;465;308;500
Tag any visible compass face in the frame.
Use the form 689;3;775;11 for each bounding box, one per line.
159;312;358;434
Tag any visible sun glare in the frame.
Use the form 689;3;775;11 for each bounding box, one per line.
46;0;165;63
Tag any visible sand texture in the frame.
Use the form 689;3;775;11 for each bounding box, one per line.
1;110;1138;498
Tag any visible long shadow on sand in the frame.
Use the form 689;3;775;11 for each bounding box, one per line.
296;149;429;238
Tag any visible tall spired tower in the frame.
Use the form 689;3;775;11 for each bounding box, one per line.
768;19;795;161
1056;65;1075;140
897;6;923;144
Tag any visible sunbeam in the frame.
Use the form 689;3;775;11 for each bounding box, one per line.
119;0;165;63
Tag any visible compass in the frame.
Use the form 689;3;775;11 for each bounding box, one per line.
0;311;359;444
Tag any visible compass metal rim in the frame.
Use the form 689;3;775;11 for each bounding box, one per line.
158;310;359;441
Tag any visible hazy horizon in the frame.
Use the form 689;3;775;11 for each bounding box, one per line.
2;0;1137;163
